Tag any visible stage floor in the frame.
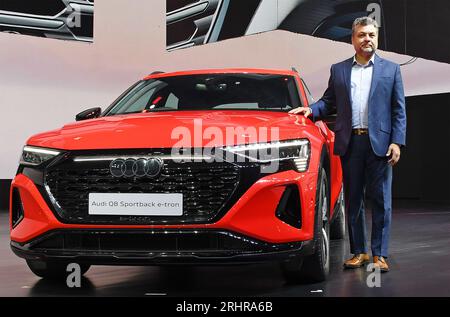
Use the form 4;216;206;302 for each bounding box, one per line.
1;201;449;297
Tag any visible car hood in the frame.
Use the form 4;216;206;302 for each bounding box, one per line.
27;110;319;150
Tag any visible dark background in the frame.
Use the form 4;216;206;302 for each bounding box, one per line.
392;92;450;201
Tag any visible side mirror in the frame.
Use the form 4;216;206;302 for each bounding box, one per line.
76;107;102;121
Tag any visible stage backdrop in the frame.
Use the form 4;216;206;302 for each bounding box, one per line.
0;0;449;207
166;0;450;64
0;0;94;42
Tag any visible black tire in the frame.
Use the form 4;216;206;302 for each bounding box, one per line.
330;188;346;240
26;260;90;280
281;167;330;283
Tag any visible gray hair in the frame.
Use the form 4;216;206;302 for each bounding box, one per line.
352;16;379;34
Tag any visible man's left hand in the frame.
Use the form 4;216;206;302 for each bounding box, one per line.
386;143;401;166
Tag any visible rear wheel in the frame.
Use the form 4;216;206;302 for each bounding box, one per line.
26;260;90;280
282;167;330;283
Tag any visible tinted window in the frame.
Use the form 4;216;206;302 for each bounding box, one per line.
105;74;301;115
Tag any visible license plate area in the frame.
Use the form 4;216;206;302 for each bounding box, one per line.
88;193;183;216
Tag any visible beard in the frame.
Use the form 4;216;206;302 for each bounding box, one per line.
361;42;376;53
359;47;376;57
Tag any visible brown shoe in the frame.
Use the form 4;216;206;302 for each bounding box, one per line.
373;256;390;272
343;253;370;268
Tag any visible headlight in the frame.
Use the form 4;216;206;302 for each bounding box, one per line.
223;139;310;172
20;146;61;166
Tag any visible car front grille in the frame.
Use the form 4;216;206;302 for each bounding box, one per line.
44;151;241;225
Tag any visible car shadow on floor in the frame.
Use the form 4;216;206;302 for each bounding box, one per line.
25;239;348;297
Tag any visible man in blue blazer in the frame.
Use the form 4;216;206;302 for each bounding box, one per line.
290;17;406;272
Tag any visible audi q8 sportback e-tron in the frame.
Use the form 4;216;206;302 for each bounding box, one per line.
10;68;345;283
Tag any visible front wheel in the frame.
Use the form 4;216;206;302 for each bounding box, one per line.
282;167;330;283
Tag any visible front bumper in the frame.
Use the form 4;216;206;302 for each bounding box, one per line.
10;144;321;264
11;229;314;265
10;165;317;244
10;168;318;245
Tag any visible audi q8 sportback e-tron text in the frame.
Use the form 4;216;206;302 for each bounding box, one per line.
10;68;345;283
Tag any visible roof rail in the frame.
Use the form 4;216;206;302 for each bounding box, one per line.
150;71;165;75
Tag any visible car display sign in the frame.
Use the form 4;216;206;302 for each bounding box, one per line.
88;193;183;216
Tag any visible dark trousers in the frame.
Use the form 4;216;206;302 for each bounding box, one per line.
341;134;392;258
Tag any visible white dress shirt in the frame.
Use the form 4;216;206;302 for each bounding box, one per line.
350;54;375;129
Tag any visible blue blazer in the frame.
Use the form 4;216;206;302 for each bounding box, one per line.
310;54;407;157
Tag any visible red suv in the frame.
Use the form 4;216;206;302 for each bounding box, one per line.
10;68;344;283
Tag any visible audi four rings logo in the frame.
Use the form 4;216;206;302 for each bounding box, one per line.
110;158;164;178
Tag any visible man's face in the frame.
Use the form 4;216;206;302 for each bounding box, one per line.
352;24;378;56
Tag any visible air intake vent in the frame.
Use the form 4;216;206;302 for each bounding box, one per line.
11;188;24;228
275;185;302;229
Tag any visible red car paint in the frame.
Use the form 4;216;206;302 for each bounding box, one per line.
10;68;343;273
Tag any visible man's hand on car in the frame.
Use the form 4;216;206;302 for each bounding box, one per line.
289;106;312;117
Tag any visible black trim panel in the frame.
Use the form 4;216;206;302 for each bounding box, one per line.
11;228;314;265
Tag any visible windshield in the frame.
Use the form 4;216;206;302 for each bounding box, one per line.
104;73;301;115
